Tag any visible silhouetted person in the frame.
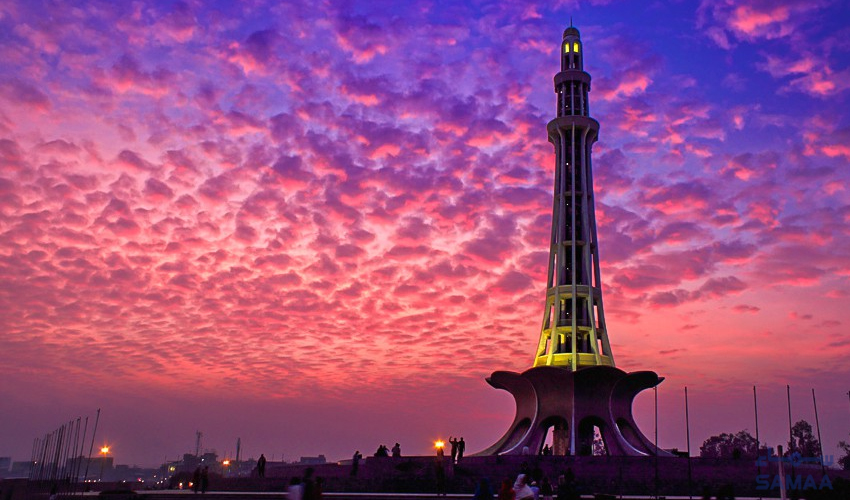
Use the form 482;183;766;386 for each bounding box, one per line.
392;443;401;458
289;477;303;500
514;474;534;500
449;437;459;463
201;466;209;493
350;451;362;476
303;467;317;500
498;478;516;500
314;477;324;500
474;478;493;500
257;453;267;478
457;437;466;462
531;466;543;484
435;457;446;496
193;467;201;493
540;476;553;500
557;470;577;500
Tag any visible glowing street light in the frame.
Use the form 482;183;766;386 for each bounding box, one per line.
99;445;110;480
434;440;445;449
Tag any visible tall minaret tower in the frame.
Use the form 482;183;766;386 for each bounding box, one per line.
533;26;614;371
478;25;669;458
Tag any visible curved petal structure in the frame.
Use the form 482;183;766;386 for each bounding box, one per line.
475;366;671;457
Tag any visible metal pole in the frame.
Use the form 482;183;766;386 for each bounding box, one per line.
787;385;795;478
69;417;82;496
754;385;761;500
83;408;100;483
685;386;692;500
74;416;89;492
777;445;787;500
654;386;659;499
754;386;760;453
812;389;826;476
29;437;38;481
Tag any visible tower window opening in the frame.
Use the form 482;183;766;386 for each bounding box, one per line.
573;42;580;53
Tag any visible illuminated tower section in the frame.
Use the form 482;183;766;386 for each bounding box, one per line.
534;26;614;370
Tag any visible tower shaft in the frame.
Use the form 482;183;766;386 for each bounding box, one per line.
533;27;614;370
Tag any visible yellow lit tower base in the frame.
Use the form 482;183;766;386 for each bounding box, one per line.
475;26;671;458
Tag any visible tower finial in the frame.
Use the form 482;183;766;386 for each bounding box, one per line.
570;16;573;28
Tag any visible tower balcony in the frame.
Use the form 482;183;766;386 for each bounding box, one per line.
545;284;601;299
533;352;614;370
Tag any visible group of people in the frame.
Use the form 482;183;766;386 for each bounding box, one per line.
495;469;577;500
373;443;402;458
447;436;466;463
472;465;577;500
288;467;323;500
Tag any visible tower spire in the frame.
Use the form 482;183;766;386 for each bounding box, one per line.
533;25;613;371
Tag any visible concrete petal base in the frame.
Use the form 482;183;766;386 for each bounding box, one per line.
475;365;672;457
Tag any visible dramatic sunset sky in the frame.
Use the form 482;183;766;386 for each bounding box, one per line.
1;0;849;467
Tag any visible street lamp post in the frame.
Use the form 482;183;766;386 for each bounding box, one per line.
99;446;109;481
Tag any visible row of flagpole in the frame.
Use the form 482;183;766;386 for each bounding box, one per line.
656;386;832;459
27;409;100;496
650;385;843;499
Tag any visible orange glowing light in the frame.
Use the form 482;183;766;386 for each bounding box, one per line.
222;460;230;466
434;440;445;449
100;446;110;454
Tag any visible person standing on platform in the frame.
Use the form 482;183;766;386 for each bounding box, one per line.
457;437;466;462
350;451;362;476
257;453;267;478
392;443;401;458
449;437;459;464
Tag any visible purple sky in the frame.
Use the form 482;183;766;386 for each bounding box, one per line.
1;0;849;467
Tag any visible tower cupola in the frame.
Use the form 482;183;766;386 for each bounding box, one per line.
561;26;583;71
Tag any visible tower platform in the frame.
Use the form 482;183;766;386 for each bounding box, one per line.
475;366;671;457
